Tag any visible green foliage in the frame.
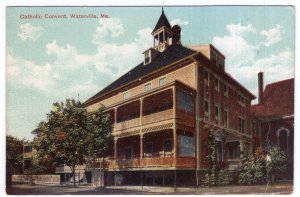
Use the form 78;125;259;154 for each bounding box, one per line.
86;108;113;158
203;131;230;186
266;146;288;180
238;156;265;185
218;169;230;185
33;98;113;187
238;146;288;185
6;135;26;189
6;135;26;174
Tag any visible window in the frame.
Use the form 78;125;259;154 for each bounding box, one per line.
224;110;228;128
204;100;210;121
124;146;133;159
228;142;240;159
224;84;228;97
239;94;245;105
123;91;129;100
177;90;194;113
204;71;209;86
163;139;173;153
145;83;152;91
239;117;245;133
215;78;219;92
144;51;150;64
212;58;217;65
215;105;219;123
179;135;195;157
159;77;166;86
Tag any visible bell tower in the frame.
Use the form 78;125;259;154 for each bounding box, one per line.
151;8;174;52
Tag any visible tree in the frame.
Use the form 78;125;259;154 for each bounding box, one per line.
33;99;112;187
6;135;26;191
86;107;113;186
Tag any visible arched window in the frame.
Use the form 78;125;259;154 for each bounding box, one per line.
277;128;289;153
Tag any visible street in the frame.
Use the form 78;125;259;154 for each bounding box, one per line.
7;181;293;195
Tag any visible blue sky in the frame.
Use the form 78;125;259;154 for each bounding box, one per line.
6;6;295;140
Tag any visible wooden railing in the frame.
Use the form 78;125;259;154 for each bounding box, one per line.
142;109;174;125
103;156;196;169
176;157;196;168
141;157;175;167
114;117;140;131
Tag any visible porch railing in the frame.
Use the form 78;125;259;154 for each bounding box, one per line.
114;117;140;131
142;109;174;125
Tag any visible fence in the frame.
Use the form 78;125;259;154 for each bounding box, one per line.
12;174;60;184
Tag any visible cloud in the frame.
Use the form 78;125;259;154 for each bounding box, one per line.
212;23;294;103
7;52;58;91
260;24;284;47
92;18;125;44
8;17;154;101
171;18;189;26
226;24;256;36
18;23;43;41
212;24;258;70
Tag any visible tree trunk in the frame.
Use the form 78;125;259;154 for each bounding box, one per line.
72;165;76;188
93;156;96;187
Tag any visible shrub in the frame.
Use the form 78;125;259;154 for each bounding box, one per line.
218;169;230;185
238;146;288;184
238;156;266;184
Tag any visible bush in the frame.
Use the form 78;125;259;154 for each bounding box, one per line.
238;146;288;184
238;156;266;184
266;146;288;181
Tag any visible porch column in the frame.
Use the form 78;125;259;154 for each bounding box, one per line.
114;107;117;125
140;134;143;159
140;98;144;159
173;87;177;164
114;138;118;159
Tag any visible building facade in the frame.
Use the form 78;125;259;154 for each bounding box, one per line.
251;72;294;179
84;9;256;186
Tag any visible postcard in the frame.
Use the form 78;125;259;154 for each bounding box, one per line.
6;6;294;194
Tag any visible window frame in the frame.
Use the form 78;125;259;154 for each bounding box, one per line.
239;117;246;133
159;77;166;86
144;82;152;91
123;91;129;100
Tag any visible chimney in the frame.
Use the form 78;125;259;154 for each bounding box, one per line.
258;72;264;104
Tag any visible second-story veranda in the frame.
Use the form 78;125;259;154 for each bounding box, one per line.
91;80;197;171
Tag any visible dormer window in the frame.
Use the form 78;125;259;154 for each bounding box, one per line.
144;51;150;64
143;48;160;65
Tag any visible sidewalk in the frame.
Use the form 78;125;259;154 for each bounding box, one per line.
9;181;293;195
106;181;293;194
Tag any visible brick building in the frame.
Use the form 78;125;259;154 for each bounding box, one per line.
251;72;294;178
84;9;256;186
